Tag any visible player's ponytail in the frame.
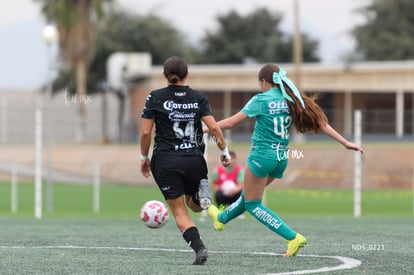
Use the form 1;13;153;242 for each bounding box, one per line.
285;86;328;133
258;64;328;133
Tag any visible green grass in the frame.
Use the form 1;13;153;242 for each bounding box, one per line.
0;183;413;274
0;216;413;274
264;188;413;217
0;183;164;217
0;182;412;217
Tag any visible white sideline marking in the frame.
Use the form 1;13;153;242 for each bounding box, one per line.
0;245;361;274
262;255;361;275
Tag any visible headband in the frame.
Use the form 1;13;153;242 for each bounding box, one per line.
272;68;305;108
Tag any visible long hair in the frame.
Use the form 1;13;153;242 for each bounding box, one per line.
258;64;328;133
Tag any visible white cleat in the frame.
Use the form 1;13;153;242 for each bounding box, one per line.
198;179;212;210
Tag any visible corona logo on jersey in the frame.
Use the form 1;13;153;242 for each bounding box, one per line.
163;100;199;111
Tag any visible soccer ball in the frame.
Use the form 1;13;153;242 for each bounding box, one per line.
140;200;169;229
220;180;237;195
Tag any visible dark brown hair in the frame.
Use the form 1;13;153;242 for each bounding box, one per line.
258;64;328;133
163;56;188;84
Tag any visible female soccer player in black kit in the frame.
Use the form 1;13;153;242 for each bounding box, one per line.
140;56;231;265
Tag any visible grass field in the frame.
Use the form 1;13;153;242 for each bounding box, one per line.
0;183;413;274
0;183;412;217
0;217;413;274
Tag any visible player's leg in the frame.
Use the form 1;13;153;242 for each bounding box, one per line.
167;196;208;265
267;160;307;256
216;192;246;222
185;156;212;211
167;196;196;232
207;192;246;231
244;165;306;256
198;178;212;209
151;155;208;265
243;166;300;241
187;193;203;212
208;174;246;230
266;176;276;185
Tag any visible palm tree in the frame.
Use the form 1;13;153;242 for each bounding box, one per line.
36;0;111;142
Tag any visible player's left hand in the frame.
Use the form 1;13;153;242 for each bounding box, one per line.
141;160;152;177
344;141;365;154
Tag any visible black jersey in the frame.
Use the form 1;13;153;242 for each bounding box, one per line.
142;85;212;156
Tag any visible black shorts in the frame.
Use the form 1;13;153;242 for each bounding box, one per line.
150;154;208;200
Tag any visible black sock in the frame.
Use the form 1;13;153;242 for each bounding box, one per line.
182;226;205;253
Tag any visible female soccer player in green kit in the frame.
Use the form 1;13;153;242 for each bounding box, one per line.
206;64;364;257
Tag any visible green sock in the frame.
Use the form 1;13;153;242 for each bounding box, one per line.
245;199;296;240
218;193;246;224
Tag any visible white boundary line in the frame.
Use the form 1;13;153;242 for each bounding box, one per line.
0;245;361;274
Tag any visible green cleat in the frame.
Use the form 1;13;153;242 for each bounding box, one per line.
207;205;226;231
284;233;307;257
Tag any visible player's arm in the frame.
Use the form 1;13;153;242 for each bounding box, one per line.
202;115;226;150
203;111;248;133
217;111;248;130
140;118;154;177
320;123;364;153
202;115;231;166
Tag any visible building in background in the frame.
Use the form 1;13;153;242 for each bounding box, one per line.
1;59;413;144
128;60;414;141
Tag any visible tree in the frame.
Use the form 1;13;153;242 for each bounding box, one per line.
52;9;194;94
196;8;319;64
282;33;319;63
93;10;194;143
352;0;414;61
51;9;194;143
36;0;111;142
91;10;193;80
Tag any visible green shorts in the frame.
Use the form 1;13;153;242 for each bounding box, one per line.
246;154;288;179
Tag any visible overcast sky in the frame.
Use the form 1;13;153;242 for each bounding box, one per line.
0;0;367;90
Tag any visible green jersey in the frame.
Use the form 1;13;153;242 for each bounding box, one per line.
241;88;292;159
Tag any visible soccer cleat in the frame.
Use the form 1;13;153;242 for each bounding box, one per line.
207;205;226;231
284;233;307;257
198;179;212;210
193;248;208;265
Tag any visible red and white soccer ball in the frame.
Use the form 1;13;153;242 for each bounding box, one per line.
140;200;169;229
